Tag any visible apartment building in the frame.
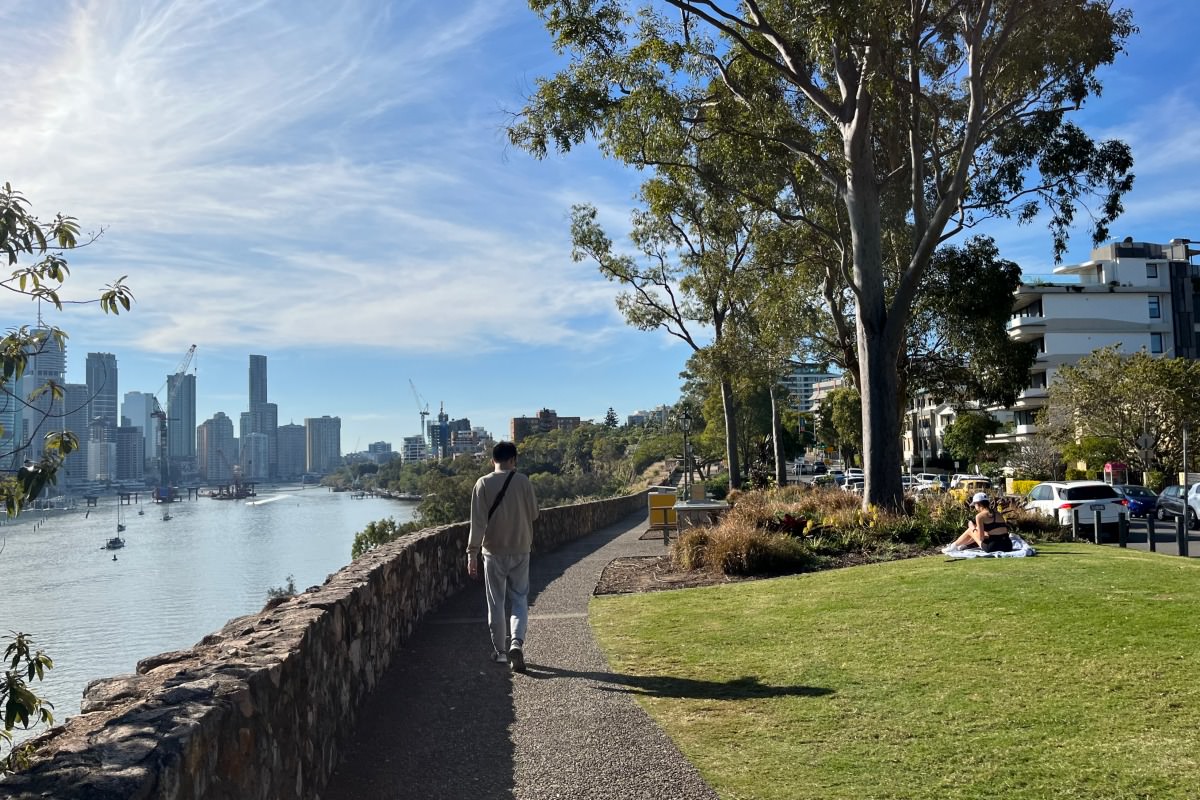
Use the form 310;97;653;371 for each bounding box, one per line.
781;363;838;412
509;409;581;443
994;238;1200;443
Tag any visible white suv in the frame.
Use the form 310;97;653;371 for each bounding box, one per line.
1023;481;1128;528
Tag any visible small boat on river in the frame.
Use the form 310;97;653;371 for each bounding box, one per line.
104;505;126;549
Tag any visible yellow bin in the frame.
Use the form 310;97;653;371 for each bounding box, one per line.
648;487;678;530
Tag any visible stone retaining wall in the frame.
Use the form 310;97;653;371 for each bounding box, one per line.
1;491;649;800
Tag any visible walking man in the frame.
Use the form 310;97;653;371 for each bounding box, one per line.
467;441;538;672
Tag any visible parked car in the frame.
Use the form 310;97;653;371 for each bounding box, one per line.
812;462;828;475
949;478;993;505
846;467;864;480
950;473;989;488
1111;484;1158;518
1023;480;1128;529
841;478;865;494
1155;483;1200;528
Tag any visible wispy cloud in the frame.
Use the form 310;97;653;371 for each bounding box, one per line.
0;0;633;357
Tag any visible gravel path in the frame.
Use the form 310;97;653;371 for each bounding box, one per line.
322;512;718;800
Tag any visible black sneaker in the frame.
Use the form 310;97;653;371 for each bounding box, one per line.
508;639;526;673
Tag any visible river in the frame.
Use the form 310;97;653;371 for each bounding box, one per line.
0;486;416;735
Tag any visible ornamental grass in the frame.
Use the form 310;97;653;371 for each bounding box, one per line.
673;486;1058;577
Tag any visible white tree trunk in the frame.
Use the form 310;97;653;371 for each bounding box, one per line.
845;120;905;510
770;384;787;486
720;378;742;489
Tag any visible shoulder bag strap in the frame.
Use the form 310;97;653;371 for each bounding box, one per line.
488;471;517;520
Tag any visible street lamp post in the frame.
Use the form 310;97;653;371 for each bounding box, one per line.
680;408;693;500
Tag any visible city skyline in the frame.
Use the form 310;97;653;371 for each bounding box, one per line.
2;1;1198;450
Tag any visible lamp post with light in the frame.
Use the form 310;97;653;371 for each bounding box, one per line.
680;408;692;500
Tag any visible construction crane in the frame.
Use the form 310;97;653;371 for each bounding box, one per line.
409;379;430;438
151;345;197;501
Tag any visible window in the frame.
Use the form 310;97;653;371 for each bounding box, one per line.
1149;296;1161;319
1151;333;1164;354
1064;485;1120;501
1147;263;1159;279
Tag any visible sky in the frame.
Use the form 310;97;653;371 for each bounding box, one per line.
1;0;1197;453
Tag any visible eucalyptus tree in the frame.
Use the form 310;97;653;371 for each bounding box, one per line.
569;168;780;488
513;0;1135;508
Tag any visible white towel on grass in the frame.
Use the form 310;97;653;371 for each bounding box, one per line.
942;533;1036;559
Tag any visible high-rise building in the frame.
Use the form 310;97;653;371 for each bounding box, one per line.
0;380;19;469
401;435;427;463
18;328;66;463
166;372;197;461
276;423;307;479
197;412;236;482
246;355;277;479
115;425;144;481
61;383;91;485
249;354;267;408
121;391;159;466
782;363;837;412
304;416;341;474
242;432;269;480
85;352;119;435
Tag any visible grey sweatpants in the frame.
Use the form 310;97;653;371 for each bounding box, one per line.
482;552;530;655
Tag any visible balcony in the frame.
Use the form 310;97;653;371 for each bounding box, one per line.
1006;316;1046;340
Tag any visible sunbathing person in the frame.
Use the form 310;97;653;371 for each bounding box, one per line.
945;492;1014;553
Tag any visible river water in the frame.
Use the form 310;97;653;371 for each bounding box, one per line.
0;486;416;734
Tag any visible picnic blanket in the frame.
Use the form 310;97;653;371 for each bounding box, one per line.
942;533;1036;559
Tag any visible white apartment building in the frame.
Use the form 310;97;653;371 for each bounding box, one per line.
995;238;1200;443
401;435;427;463
782;363;837;412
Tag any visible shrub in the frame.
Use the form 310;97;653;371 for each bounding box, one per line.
705;473;730;500
674;527;710;571
1145;471;1166;492
671;487;983;577
677;519;815;576
1010;479;1040;497
1065;467;1087;481
351;517;422;559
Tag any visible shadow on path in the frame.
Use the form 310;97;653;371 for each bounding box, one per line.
322;587;517;800
523;664;835;701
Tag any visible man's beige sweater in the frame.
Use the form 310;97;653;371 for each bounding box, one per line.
467;469;539;556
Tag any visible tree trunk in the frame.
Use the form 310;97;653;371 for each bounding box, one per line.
720;378;742;489
858;329;905;509
844;117;905;511
770;384;787;486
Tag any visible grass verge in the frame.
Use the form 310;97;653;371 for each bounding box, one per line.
590;544;1200;799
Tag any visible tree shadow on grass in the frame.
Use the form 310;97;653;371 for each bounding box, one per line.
523;664;834;701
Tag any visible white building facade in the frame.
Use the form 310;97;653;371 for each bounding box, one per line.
995;238;1200;443
782;363;838;412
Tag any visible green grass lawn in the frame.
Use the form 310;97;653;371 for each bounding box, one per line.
590;544;1200;800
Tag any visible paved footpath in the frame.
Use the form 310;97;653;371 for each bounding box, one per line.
323;513;718;800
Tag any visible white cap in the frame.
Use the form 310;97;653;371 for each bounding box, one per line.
972;492;989;503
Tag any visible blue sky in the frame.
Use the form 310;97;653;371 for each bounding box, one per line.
1;0;1196;452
